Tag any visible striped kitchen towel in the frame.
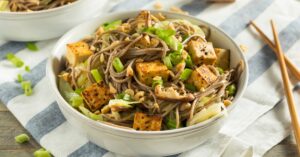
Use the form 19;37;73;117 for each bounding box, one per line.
1;0;300;156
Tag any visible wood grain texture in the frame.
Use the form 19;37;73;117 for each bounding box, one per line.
0;102;298;156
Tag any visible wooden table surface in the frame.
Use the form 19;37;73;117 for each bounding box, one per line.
0;102;298;157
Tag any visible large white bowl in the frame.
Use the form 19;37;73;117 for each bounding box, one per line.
47;11;249;156
0;0;110;41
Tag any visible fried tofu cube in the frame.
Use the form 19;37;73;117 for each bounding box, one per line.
214;48;230;70
81;83;113;112
188;40;217;65
66;41;93;66
135;35;151;48
133;112;162;131
135;60;169;86
188;65;217;90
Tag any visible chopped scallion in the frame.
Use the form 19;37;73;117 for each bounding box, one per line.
17;74;23;83
185;54;193;68
15;133;30;144
90;69;102;83
152;76;163;88
6;53;24;68
103;20;122;31
26;42;39;51
25;65;30;72
70;95;83;108
33;148;51;157
162;56;173;69
116;93;125;99
185;83;197;92
123;93;132;101
217;67;224;75
226;84;236;96
21;81;32;96
112;57;124;72
75;88;83;95
180;69;193;81
166;117;177;129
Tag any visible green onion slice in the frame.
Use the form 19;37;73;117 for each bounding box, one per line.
226;84;237;96
103;20;122;31
162;56;173;69
90;69;102;83
185;83;197;92
180;69;193;81
185;54;193;68
152;76;163;88
21;81;32;96
15;133;30;144
25;65;30;72
6;53;24;68
112;57;124;72
17;74;23;83
33;148;51;157
26;42;39;51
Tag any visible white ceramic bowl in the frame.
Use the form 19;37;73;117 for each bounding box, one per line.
47;11;249;156
0;0;110;41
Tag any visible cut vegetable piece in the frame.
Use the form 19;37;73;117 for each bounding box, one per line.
17;74;23;82
185;83;197;92
180;69;193;81
103;20;122;31
188;65;217;90
81;83;113;111
226;84;236;96
108;99;139;112
26;42;39;51
112;57;124;72
15;133;30;144
135;60;169;86
78;106;103;121
133;112;162;131
166;116;177;129
6;53;24;68
21;81;32;96
66;41;93;66
33;148;51;157
25;65;30;72
90;69;102;83
152;76;163;88
214;48;230;70
162;56;173;69
187;102;223;126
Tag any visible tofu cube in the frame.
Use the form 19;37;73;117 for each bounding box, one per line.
188;65;217;90
82;83;112;112
135;35;151;48
188;40;217;65
66;41;93;66
135;60;169;86
133;112;162;131
214;48;230;70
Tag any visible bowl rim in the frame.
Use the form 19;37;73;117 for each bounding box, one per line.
0;0;82;16
47;10;249;136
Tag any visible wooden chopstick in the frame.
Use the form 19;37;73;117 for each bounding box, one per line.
249;20;300;81
271;20;300;154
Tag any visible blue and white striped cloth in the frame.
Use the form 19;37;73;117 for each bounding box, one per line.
1;0;300;156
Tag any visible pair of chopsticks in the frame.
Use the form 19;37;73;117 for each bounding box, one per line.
250;21;300;154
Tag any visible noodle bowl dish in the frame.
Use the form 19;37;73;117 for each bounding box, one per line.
0;0;110;41
47;10;248;156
